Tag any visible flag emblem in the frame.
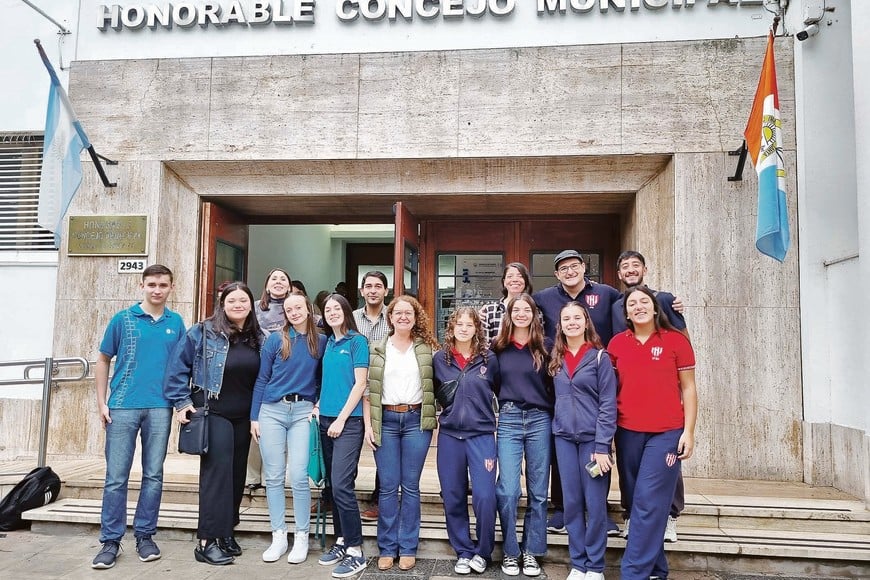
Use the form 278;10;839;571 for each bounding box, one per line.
665;453;677;467
585;295;599;308
35;42;91;248
744;32;790;262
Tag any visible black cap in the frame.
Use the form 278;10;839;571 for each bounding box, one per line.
553;250;584;267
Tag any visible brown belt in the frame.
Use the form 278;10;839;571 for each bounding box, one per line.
383;403;422;413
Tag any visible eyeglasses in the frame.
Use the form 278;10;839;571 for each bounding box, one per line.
557;262;582;274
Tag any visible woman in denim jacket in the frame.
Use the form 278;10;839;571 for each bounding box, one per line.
164;282;263;566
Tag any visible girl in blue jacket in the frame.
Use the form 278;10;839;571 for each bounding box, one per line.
250;292;326;564
548;302;617;580
433;307;500;576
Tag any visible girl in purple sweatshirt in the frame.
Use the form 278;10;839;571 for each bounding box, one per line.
548;302;617;580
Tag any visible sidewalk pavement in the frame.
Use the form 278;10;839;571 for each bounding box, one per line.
0;529;840;580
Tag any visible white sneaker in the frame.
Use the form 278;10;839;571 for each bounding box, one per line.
664;516;678;543
566;569;585;580
585;572;605;580
621;518;630;538
468;554;487;573
454;557;472;575
263;529;288;562
288;531;309;564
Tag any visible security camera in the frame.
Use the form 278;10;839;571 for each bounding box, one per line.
796;23;820;41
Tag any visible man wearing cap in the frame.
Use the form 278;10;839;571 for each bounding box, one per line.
533;250;621;535
534;250;621;345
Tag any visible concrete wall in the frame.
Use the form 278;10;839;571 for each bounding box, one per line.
787;0;868;502
33;37;807;483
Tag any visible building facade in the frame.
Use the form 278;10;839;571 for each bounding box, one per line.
0;0;866;505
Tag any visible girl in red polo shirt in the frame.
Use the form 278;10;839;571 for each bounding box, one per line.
607;286;697;580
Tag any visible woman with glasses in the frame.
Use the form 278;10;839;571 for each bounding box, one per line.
366;295;439;572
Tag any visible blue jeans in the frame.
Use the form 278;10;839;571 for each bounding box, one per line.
100;407;172;542
496;403;552;557
320;415;365;547
258;400;313;533
374;409;433;557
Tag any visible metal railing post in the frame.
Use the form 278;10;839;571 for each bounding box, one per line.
38;357;54;467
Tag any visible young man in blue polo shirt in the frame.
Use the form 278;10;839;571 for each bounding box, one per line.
611;250;688;544
533;250;621;535
91;264;186;569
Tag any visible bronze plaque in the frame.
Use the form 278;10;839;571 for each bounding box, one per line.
67;215;148;256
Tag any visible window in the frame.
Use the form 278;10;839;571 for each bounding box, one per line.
435;253;504;340
0;134;55;250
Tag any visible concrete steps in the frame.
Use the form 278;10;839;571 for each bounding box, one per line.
6;456;870;577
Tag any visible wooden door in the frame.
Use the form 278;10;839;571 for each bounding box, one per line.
198;201;248;319
393;202;420;298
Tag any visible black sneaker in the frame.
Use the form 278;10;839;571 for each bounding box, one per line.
92;540;121;569
136;536;161;562
217;536;242;556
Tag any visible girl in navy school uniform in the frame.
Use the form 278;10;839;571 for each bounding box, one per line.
433;307;500;576
492;293;553;578
549;302;616;580
607;286;697;580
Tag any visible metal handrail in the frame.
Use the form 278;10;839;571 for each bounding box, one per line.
0;357;90;467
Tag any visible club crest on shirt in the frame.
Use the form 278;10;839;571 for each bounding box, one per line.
665;452;677;467
484;458;496;472
650;346;663;360
479;366;487;376
585;294;599;308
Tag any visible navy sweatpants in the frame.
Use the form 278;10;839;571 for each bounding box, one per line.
436;431;497;561
555;438;609;574
616;427;682;580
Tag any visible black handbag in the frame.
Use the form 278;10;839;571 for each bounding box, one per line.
178;323;210;455
435;365;469;409
178;406;209;455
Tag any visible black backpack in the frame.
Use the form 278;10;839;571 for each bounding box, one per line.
0;466;62;531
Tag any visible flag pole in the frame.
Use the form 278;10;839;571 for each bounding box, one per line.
34;39;117;188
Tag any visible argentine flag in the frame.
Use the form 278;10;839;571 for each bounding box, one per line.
743;32;789;263
36;41;90;248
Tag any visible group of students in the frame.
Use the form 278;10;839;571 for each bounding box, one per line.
90;249;698;580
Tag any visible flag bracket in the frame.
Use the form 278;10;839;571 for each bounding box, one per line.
727;140;747;182
87;146;118;188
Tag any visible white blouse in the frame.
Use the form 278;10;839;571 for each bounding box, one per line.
381;339;423;406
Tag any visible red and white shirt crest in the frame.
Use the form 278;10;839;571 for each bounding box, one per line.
585;294;599;308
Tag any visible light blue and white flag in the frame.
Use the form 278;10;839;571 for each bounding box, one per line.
36;41;90;248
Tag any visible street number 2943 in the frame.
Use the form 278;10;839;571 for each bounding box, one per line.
118;259;146;273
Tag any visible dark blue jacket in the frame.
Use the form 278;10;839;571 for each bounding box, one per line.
551;348;617;454
433;349;500;439
534;280;621;345
611;286;686;335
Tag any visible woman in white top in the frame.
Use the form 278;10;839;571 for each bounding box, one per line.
366;295;439;572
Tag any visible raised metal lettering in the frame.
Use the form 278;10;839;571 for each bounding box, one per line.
570;0;595;12
389;0;414;20
174;3;198;27
599;0;625;12
489;0;513;16
337;0;360;20
465;0;486;16
198;2;221;26
415;0;438;19
442;0;464;17
249;1;272;24
97;4;122;30
361;0;387;20
296;0;315;22
121;5;147;28
643;0;667;8
220;0;248;24
538;0;567;14
146;3;173;28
